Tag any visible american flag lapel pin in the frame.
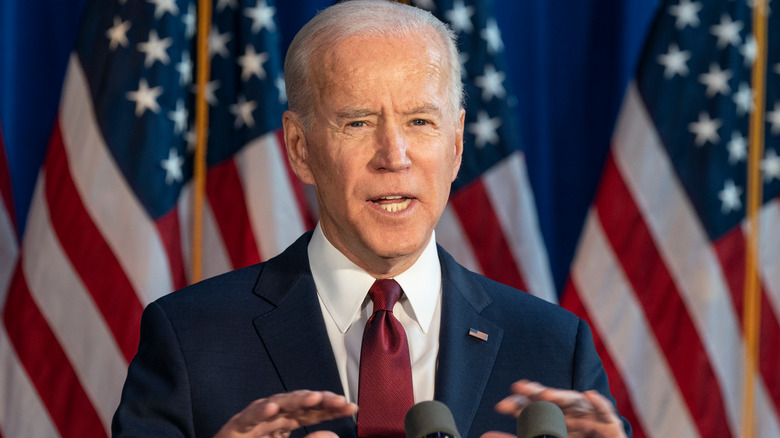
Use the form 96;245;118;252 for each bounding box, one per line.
469;328;488;342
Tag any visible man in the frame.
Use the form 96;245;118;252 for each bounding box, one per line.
112;1;630;437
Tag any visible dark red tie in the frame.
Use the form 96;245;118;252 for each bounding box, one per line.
356;279;414;438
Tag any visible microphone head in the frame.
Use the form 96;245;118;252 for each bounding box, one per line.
517;401;567;438
405;400;461;438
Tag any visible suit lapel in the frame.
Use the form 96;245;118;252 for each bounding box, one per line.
251;233;356;437
434;247;503;438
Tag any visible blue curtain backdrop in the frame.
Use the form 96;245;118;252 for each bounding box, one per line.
0;0;659;294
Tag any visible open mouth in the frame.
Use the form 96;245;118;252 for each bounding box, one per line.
372;195;412;213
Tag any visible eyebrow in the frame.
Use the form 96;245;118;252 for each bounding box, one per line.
404;104;442;117
335;108;378;120
335;105;442;120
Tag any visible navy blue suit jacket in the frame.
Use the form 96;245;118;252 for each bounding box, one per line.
113;232;629;437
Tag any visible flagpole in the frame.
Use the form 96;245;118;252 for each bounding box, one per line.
742;0;768;436
192;0;212;284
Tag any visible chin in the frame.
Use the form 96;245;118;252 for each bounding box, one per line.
367;230;431;260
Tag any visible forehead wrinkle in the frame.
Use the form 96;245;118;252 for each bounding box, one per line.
312;31;457;127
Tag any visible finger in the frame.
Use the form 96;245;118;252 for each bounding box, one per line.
219;411;298;438
525;389;592;418
317;391;352;409
230;399;282;432
565;416;627;438
497;381;578;417
230;391;349;433
494;393;531;416
509;380;546;398
246;416;304;438
271;390;326;413
583;391;621;424
506;381;592;418
563;393;625;438
510;381;586;410
271;392;356;427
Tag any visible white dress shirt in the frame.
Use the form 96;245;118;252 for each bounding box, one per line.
308;224;442;405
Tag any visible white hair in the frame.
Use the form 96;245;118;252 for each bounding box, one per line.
284;0;463;129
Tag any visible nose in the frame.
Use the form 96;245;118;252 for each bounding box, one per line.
372;120;411;172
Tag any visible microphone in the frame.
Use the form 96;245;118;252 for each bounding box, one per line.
516;401;567;438
405;400;461;438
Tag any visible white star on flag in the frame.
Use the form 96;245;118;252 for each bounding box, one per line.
718;179;743;213
698;63;731;97
475;64;506;101
688;111;722;146
275;75;287;103
412;0;435;11
740;35;757;66
176;51;193;86
183;4;196;39
733;82;754;115
763;149;780;183
185;126;208;152
244;0;277;33
168;100;188;134
192;80;221;106
202;80;220;106
126;78;163;116
445;0;475;34
106;16;131;50
209;25;232;58
160;148;185;184
727;131;747;164
230;96;257;128
239;45;269;81
658;43;691;77
710;14;743;48
767;102;780;135
468;110;502;148
481;19;504;54
458;52;469;75
138;30;172;67
217;0;237;12
148;0;179;19
669;0;702;29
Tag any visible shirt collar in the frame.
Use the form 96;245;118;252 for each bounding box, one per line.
308;223;441;334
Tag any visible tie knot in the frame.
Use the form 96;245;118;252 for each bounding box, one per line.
368;279;402;312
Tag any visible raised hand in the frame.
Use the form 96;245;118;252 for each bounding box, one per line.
214;390;358;438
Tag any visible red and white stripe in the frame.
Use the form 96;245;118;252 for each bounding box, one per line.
566;83;780;437
437;150;556;303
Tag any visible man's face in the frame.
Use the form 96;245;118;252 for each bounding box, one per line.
284;30;464;277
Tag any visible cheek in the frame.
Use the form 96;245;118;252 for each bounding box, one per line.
310;153;355;200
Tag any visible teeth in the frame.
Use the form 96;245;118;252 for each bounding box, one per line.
379;195;403;200
378;198;411;212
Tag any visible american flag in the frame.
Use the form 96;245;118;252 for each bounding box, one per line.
0;0;553;436
420;0;555;303
562;0;780;437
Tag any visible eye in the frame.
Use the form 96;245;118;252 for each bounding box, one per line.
348;121;366;128
411;119;428;126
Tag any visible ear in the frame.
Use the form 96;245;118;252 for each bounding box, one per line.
282;110;315;185
450;108;465;182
